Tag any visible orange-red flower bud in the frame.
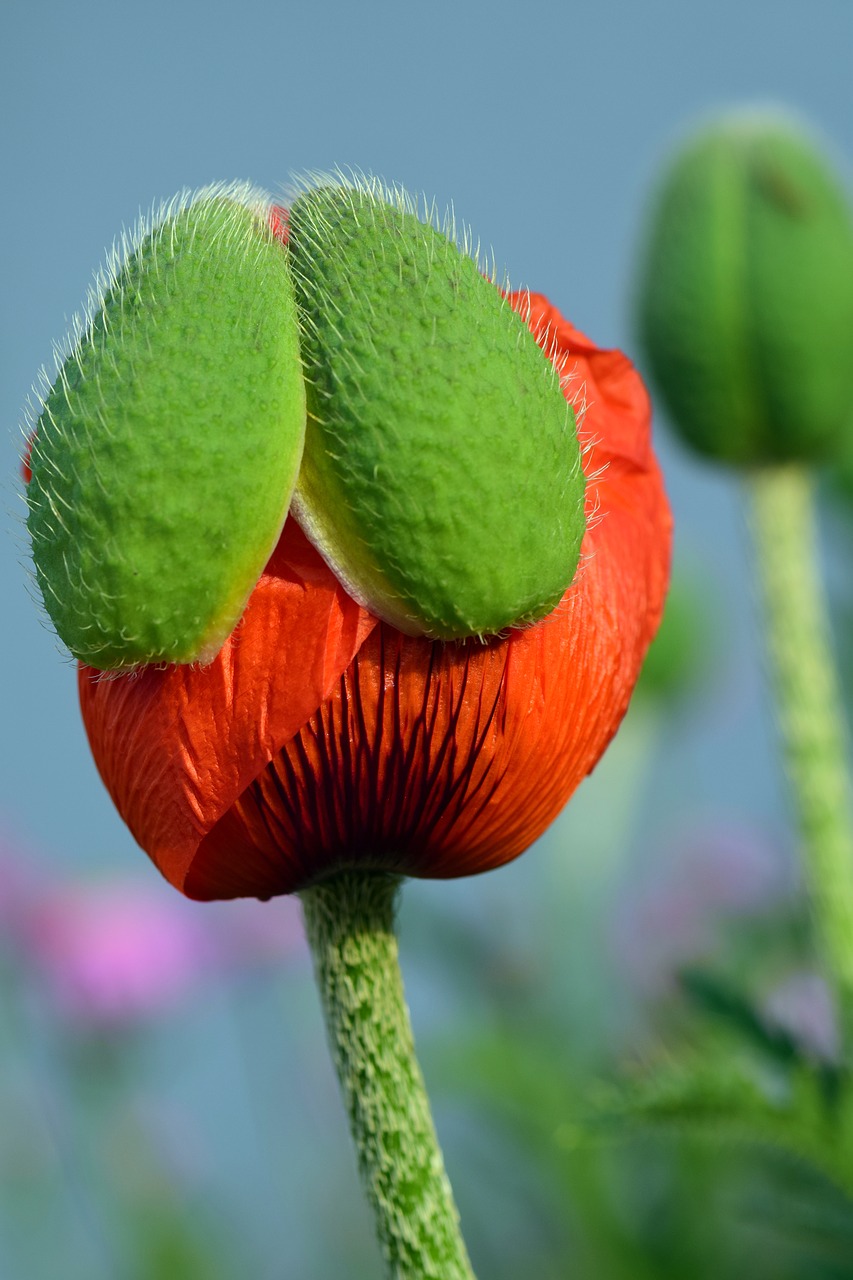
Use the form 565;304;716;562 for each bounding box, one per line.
79;293;671;900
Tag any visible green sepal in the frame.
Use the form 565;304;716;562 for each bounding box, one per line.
288;178;585;639
27;184;306;668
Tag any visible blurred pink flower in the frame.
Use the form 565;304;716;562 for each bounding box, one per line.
19;876;305;1028
26;883;214;1023
0;837;40;935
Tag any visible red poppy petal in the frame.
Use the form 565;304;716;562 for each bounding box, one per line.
269;205;289;246
520;290;671;645
21;429;35;486
512;291;657;472
79;520;377;892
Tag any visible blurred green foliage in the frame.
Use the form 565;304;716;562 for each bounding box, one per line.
636;572;715;708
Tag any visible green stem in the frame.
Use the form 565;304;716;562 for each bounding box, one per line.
300;871;476;1280
750;464;853;1053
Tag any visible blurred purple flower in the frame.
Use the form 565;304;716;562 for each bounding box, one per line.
763;970;839;1062
612;821;790;995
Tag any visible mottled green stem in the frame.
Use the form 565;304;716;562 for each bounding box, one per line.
300;872;476;1280
750;465;853;1052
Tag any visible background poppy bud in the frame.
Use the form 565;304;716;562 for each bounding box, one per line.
288;178;586;639
26;184;306;669
635;110;853;465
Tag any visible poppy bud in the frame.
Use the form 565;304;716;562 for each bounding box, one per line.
26;185;306;669
288;179;586;639
77;295;672;901
635;111;853;465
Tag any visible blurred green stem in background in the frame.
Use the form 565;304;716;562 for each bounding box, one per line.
751;464;853;1055
300;872;476;1280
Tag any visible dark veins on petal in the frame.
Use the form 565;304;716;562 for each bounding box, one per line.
227;626;512;887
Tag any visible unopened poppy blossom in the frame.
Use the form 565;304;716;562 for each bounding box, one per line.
76;290;671;900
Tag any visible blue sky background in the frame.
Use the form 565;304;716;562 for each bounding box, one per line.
1;0;851;897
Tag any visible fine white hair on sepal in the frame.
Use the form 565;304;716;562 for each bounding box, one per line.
282;168;573;448
21;180;275;459
506;288;576;410
280;166;510;290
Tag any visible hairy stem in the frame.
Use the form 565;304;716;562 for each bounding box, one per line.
750;465;853;1053
300;871;476;1280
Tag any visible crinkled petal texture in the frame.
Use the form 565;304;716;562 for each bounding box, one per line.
78;525;377;892
79;291;671;900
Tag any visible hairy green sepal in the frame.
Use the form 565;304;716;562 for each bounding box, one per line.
27;187;305;668
288;182;585;639
636;112;853;465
